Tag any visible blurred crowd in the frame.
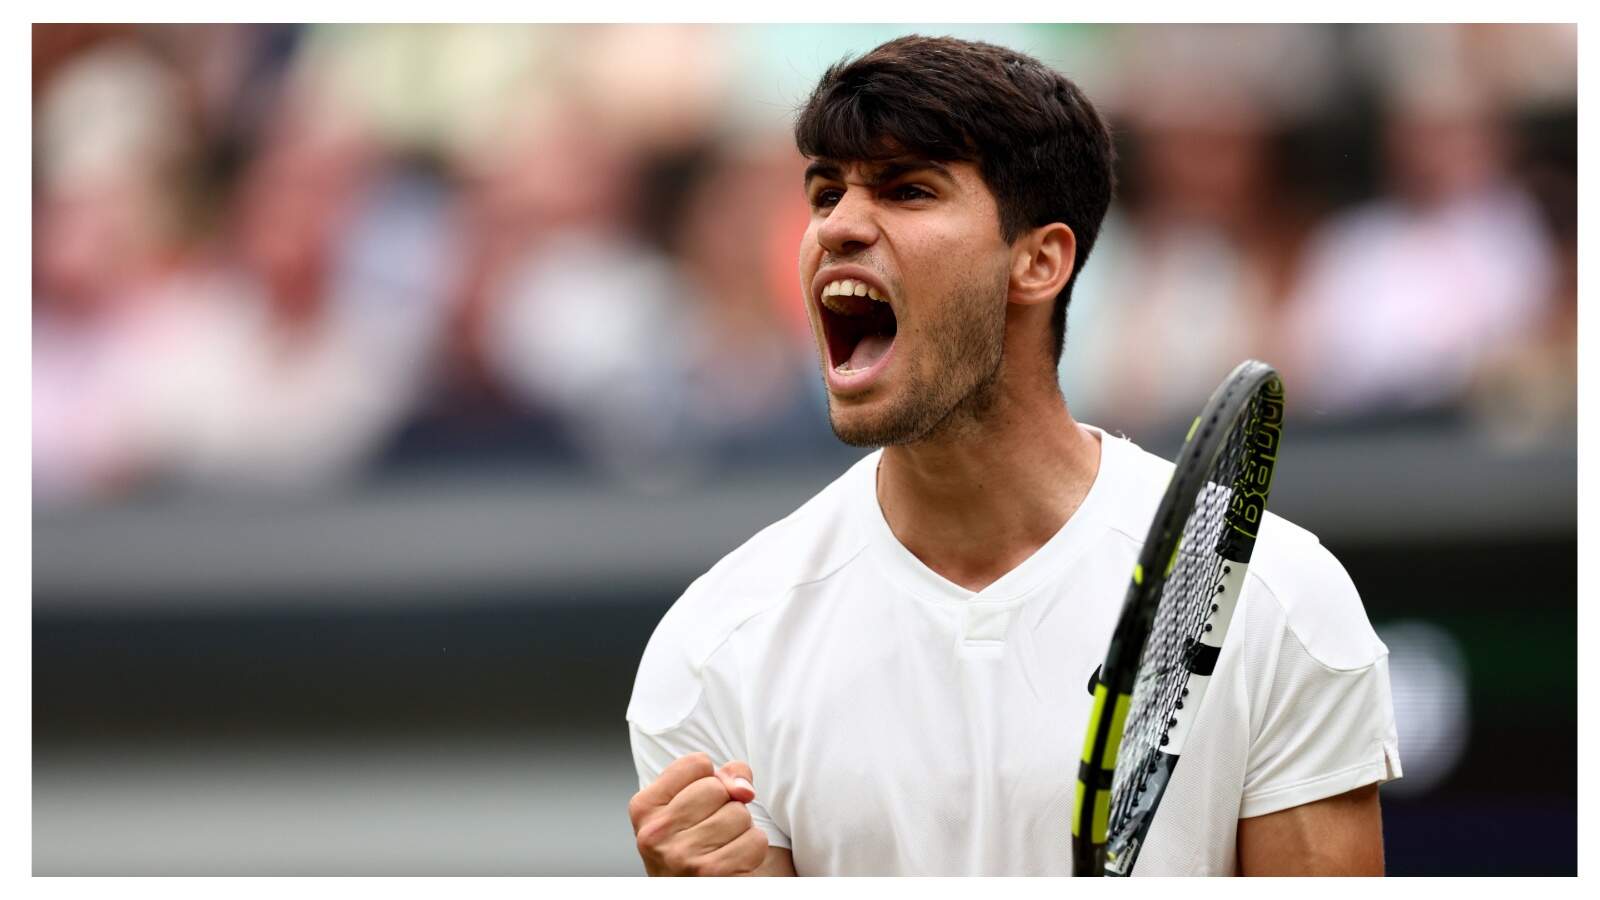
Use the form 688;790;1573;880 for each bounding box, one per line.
32;24;1578;508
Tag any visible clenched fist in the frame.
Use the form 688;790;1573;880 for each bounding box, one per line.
629;752;769;876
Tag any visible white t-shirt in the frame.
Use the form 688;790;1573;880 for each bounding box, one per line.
627;428;1402;875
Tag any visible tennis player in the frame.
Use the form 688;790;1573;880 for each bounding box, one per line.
626;35;1401;876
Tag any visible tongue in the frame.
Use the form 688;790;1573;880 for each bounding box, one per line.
846;333;894;371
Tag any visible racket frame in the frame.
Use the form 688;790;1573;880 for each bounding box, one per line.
1070;359;1284;877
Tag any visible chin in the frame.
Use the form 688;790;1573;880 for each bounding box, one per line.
828;417;890;449
824;400;878;448
826;393;930;448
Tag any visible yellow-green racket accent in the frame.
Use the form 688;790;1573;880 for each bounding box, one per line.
1072;683;1131;843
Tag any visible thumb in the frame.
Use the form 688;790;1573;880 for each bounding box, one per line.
717;760;756;803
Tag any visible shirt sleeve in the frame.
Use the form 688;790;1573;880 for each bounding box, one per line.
628;712;790;850
1238;543;1404;819
626;592;791;849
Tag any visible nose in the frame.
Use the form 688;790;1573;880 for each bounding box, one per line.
816;187;879;257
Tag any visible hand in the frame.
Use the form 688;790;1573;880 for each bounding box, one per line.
629;752;769;876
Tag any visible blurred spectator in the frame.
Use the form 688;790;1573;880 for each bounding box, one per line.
570;25;733;156
33;35;455;504
31;24;1577;507
1360;24;1577;115
1462;165;1577;449
453;98;667;476
1277;75;1558;420
127;80;454;493
479;181;695;483
475;125;827;486
654;142;831;464
1060;26;1331;432
33;36;203;503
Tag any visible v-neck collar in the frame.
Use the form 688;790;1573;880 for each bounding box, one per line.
856;427;1120;605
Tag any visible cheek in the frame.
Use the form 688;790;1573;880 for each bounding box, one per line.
798;225;822;267
908;214;992;270
796;233;824;337
901;233;990;304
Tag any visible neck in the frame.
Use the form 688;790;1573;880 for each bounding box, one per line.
876;362;1102;593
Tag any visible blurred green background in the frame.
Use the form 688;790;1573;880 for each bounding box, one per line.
33;24;1575;874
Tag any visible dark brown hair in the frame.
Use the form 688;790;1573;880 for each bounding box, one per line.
795;34;1116;364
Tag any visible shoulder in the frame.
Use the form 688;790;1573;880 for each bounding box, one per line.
1092;429;1177;542
1091;427;1384;671
626;452;878;732
1247;514;1386;671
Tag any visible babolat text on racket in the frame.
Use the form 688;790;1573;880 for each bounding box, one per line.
1070;359;1285;877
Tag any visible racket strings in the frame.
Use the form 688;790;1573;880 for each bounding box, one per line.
1107;394;1263;845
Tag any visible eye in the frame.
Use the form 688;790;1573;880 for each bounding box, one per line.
810;187;843;209
888;184;934;202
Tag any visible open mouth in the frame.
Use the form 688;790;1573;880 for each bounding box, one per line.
819;278;898;375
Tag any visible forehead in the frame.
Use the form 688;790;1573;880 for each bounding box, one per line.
803;155;966;184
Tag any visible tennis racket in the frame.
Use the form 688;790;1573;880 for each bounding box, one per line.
1070;359;1285;876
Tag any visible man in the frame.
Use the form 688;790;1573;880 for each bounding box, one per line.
626;35;1400;876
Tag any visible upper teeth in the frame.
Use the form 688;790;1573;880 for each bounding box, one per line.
820;278;887;310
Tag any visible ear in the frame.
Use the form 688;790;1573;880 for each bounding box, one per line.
1008;223;1076;307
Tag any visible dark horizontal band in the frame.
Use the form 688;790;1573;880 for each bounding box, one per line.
1077;759;1114;791
1185;641;1221;676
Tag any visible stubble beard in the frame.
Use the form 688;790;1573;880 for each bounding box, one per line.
825;269;1009;449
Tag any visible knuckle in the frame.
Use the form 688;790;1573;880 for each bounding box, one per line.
634;814;670;851
626;792;649;825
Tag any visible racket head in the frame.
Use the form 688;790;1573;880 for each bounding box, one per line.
1070;359;1285;876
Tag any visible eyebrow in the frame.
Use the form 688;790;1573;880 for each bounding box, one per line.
803;157;954;190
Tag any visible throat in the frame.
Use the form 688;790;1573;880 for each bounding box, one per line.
876;466;1067;594
918;549;1038;594
873;424;1104;593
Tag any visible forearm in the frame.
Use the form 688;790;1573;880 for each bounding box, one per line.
1237;784;1385;875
